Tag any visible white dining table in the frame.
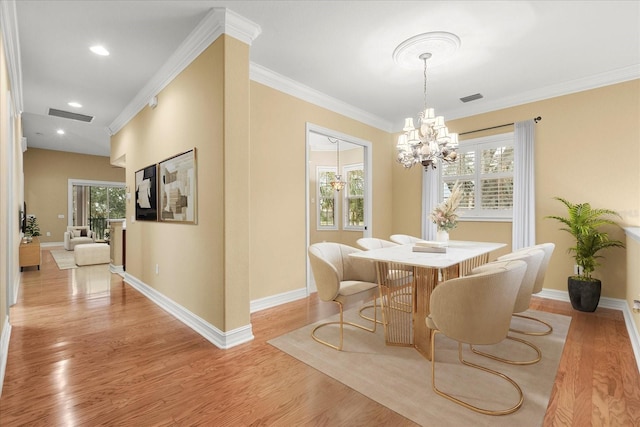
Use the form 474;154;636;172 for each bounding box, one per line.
350;240;506;360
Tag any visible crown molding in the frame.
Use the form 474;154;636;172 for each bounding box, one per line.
0;0;23;113
249;62;394;133
444;65;640;121
107;7;261;136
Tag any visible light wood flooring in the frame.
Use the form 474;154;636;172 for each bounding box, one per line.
1;247;639;426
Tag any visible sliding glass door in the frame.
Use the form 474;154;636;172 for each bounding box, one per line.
70;180;125;240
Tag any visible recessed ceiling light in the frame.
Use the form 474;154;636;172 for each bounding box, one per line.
56;129;65;135
90;45;109;56
68;101;82;108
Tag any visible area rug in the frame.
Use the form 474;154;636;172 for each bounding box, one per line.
269;308;570;427
50;249;77;270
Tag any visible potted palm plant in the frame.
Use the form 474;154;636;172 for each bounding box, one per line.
546;197;625;312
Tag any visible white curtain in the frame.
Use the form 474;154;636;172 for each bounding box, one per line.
512;120;536;250
422;170;439;240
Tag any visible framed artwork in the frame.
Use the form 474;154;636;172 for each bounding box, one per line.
158;148;197;224
135;164;158;221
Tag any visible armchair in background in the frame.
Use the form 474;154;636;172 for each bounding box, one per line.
63;226;95;250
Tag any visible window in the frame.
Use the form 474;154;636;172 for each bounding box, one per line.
70;180;126;240
440;132;514;220
343;164;364;230
317;167;338;229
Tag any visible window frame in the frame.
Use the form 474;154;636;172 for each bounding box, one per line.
316;166;338;230
439;132;514;221
342;163;365;231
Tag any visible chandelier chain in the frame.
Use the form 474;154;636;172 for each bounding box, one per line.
423;57;428;112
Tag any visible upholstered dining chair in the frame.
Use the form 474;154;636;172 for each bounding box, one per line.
426;260;527;415
357;237;413;315
498;243;556;336
389;234;424;245
308;242;379;351
469;249;545;365
356;237;398;250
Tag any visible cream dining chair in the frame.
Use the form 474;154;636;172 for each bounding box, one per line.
356;237;398;250
498;243;556;336
389;234;424;245
469;248;545;365
426;259;527;415
356;237;413;316
308;242;379;351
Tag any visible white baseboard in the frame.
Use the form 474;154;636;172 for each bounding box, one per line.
40;241;63;247
538;288;640;374
109;264;125;277
11;273;19;306
124;273;254;349
0;315;12;397
250;287;308;313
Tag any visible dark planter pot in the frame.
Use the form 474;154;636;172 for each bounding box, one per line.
568;276;601;312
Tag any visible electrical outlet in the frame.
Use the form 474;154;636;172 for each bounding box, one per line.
46;231;51;236
155;264;159;275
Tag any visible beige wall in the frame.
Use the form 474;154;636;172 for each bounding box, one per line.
111;34;395;330
112;37;228;329
392;80;640;301
249;82;393;302
23;148;125;243
309;146;365;247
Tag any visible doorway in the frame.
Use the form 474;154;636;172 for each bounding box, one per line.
306;123;373;292
68;179;126;240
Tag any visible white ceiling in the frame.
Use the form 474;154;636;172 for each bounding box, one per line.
13;1;640;157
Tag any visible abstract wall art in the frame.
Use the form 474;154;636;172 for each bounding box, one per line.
135;164;158;221
158;148;197;224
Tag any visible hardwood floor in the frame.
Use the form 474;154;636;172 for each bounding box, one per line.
1;247;639;426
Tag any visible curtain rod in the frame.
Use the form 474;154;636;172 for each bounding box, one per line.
458;116;542;136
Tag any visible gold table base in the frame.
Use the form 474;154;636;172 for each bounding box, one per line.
375;253;489;360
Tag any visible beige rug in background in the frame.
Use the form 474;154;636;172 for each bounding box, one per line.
50;249;78;270
269;308;570;427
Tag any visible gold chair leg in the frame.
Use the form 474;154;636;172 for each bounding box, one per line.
470;335;542;365
431;330;524;416
358;295;385;325
510;313;553;336
312;299;377;351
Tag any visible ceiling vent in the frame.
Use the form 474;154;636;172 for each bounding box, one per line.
459;93;484;103
48;108;94;123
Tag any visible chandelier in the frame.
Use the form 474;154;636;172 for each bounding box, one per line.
328;137;345;191
395;34;460;170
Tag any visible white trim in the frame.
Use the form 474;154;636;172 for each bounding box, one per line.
250;287;308;313
11;273;19;306
0;315;11;397
252;63;393;132
109;264;125;277
624;227;640;244
537;288;640;375
0;0;23;113
5;91;17;309
107;8;261;136
444;65;640;121
41;241;63;247
124;273;254;349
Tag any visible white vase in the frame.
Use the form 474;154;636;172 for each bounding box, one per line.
436;230;449;243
